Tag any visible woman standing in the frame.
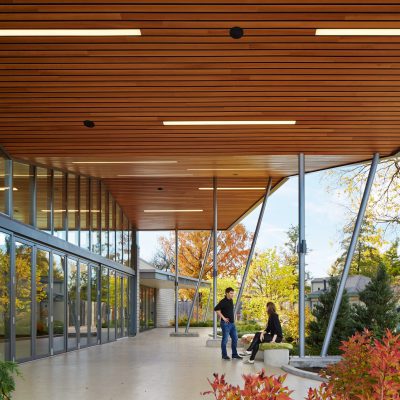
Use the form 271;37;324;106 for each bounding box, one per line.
241;302;283;364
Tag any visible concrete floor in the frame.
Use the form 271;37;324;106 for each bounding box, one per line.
15;328;319;400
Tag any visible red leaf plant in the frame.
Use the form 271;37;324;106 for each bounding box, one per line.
202;370;293;400
306;329;400;400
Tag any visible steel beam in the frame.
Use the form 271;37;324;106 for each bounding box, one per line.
321;153;380;357
185;232;212;333
298;153;306;358
234;178;272;316
212;177;218;339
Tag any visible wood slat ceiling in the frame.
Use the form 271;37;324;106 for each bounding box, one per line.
1;0;400;229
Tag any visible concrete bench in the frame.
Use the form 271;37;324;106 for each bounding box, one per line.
259;343;293;367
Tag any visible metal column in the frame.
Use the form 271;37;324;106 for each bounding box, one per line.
185;232;212;333
175;229;179;333
321;153;380;356
234;178;272;316
298;153;306;358
212;177;218;339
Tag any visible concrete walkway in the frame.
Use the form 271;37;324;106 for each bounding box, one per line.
15;328;319;400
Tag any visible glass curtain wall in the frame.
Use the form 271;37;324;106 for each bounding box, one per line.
0;232;10;360
36;167;52;234
109;269;116;341
100;267;109;343
89;265;99;346
67;175;79;246
52;253;65;354
140;286;156;331
80;177;90;251
67;258;78;351
123;277;129;337
53;171;66;241
13;163;32;225
0;156;7;215
100;184;109;259
79;262;88;348
91;180;101;255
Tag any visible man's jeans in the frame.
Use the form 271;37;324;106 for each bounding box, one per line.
220;320;239;358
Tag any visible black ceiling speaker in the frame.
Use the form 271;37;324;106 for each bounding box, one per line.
83;120;95;128
230;26;244;39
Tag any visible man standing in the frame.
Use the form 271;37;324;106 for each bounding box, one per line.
214;287;242;360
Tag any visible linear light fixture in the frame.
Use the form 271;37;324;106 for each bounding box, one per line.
0;187;18;191
163;120;296;126
199;187;265;191
0;29;141;36
73;161;177;164
316;29;400;36
118;174;193;177
41;209;100;213
188;168;265;171
144;209;203;213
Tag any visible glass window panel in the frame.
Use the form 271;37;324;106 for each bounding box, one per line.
13;162;32;225
91;180;101;255
108;196;116;261
80;178;90;251
123;216;130;267
116;275;122;338
123;277;129;337
109;270;116;340
79;262;88;348
53;172;66;241
116;205;123;264
67;258;78;351
100;267;109;343
52;254;65;354
36;168;52;234
15;241;32;361
89;266;99;346
128;227;132;269
0;157;7;215
67;174;79;246
0;232;11;360
35;249;50;357
101;185;108;259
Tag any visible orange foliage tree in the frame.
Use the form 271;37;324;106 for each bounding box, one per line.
152;223;253;279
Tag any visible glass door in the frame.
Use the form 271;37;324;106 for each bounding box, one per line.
100;267;109;343
88;265;99;346
67;258;78;351
123;276;129;337
14;240;33;362
34;248;50;358
109;270;116;341
52;253;66;354
0;231;11;361
79;262;89;348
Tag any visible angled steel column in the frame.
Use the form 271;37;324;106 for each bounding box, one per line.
298;153;306;358
234;178;273;316
321;153;380;357
203;286;212;323
185;232;212;333
175;229;179;333
212;177;218;339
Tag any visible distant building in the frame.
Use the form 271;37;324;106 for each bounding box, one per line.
306;275;371;310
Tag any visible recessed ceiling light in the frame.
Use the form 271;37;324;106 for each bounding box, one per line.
83;120;95;128
163;120;296;126
230;26;244;39
316;29;400;36
73;161;178;164
118;174;193;177
0;29;141;36
0;187;18;191
199;187;265;191
144;209;203;213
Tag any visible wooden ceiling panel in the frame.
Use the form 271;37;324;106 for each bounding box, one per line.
0;1;399;229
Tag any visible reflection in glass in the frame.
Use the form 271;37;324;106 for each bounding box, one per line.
13;163;32;225
67;174;79;246
89;266;99;346
140;286;155;331
116;205;123;264
109;270;116;341
0;232;10;360
36;167;52;234
116;275;122;338
91;180;101;254
67;259;78;350
100;268;109;343
100;184;109;258
109;196;116;261
35;249;50;357
53;171;66;240
123;277;129;337
80;178;90;251
123;215;130;267
79;263;88;348
15;242;32;361
52;254;65;353
0;157;7;215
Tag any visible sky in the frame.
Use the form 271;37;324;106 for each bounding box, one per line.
139;167;355;279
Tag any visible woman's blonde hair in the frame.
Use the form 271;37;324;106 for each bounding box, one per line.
266;302;277;316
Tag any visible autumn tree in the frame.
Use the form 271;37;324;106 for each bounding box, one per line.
152;223;252;279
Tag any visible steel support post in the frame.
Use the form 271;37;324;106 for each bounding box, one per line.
321;153;380;356
298;153;306;358
185;232;212;333
212;177;218;339
175;229;179;333
234;178;273;316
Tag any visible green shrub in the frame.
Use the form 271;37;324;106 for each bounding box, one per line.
53;321;64;335
0;361;22;400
